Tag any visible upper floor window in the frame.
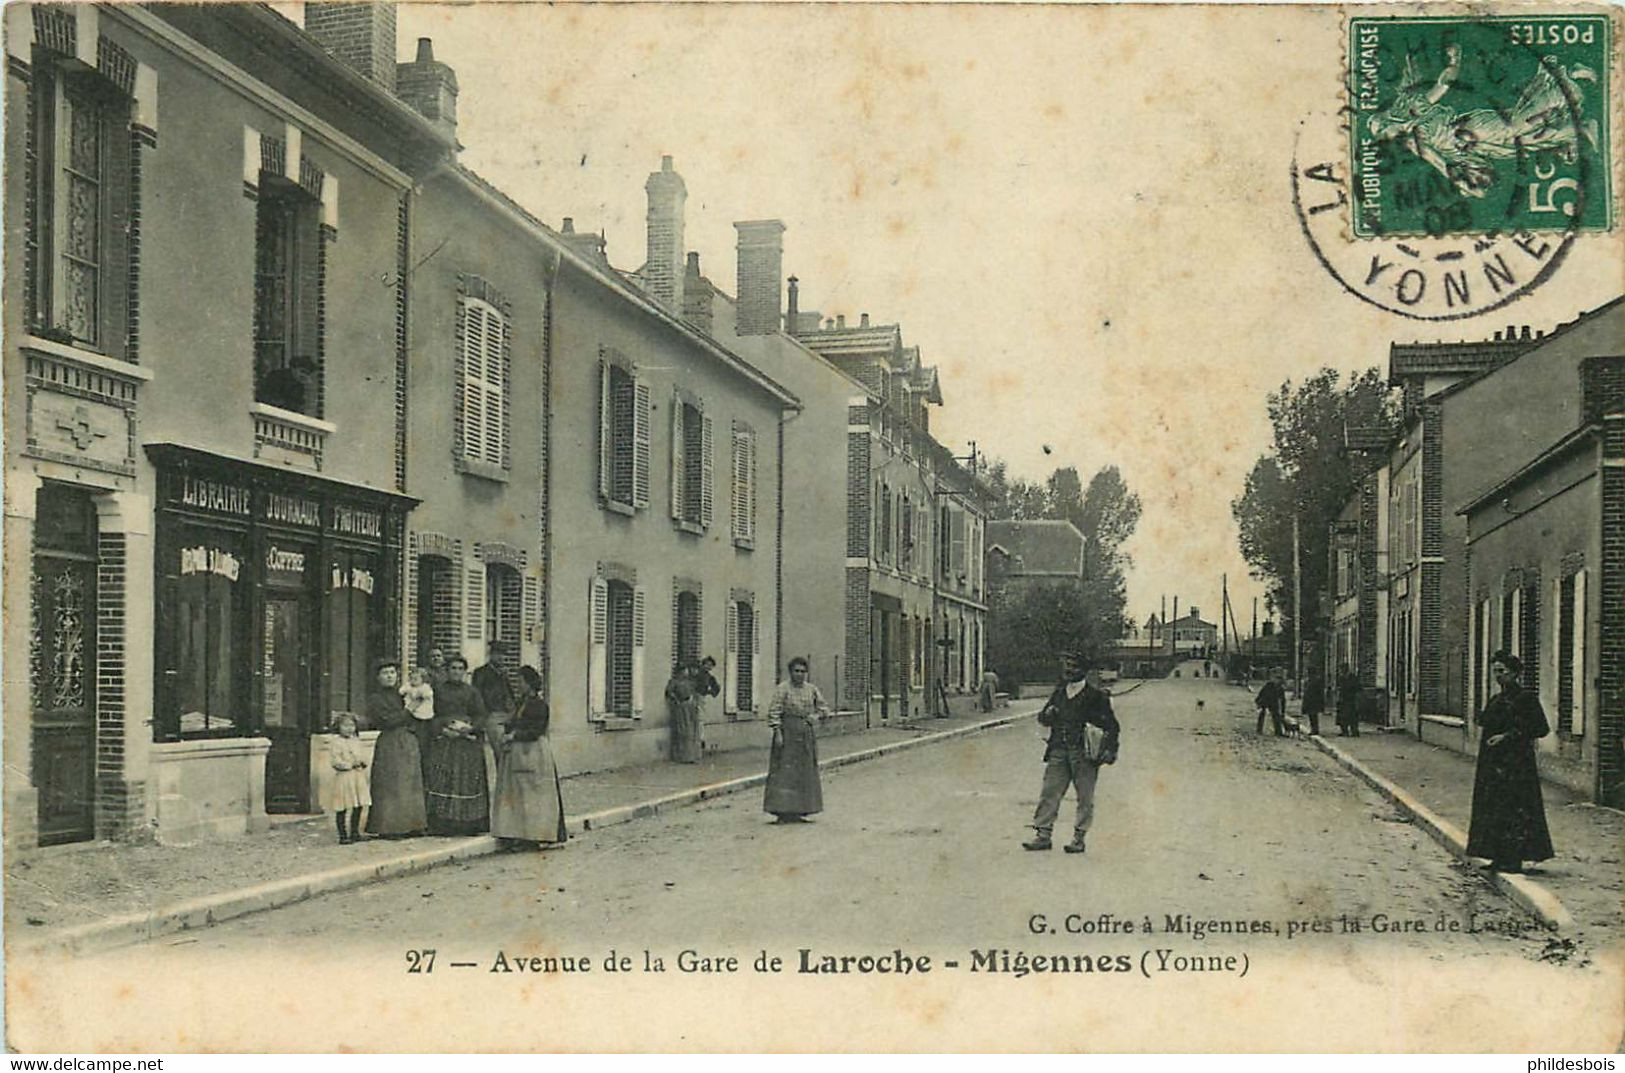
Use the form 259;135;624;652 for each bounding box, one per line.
598;352;650;512
589;573;645;719
671;397;713;529
29;54;133;355
457;293;510;472
253;176;322;415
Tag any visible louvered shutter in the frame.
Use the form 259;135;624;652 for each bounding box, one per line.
523;573;540;645
482;304;505;467
1572;570;1587;735
597;362;612;500
724;601;739;713
951;511;966;579
731;428;746;542
1509;588;1522;660
751;610;762;714
461;301;486;460
465;549;484;641
745;429;757;542
589;578;608;716
633;380;651;508
700;416;715;529
631;586;647;716
670;395;685;520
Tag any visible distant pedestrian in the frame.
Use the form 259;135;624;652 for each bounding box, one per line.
1302;668;1326;737
665;662;702;764
764;657;827;823
1023;651;1120;855
979;668;1000;712
1255;668;1287;736
1335;664;1360;736
326;712;371;844
491;666;567;848
365;659;427;838
1466;652;1554;874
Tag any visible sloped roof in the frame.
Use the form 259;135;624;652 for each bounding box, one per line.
796;324;903;361
985;520;1084;577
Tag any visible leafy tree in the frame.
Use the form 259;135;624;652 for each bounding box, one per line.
1078;465;1142;581
1231;368;1397;651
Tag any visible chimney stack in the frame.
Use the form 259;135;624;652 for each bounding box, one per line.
682;252;714;336
306;3;398;91
645;156;687;314
559;217;608;264
395;37;459;142
734;219;785;336
836;314;846;330
860;312;870;328
786;276;799;334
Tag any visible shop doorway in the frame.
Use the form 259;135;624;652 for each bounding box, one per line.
30;485;99;846
263;589;316;812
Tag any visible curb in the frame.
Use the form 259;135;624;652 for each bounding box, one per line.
20;709;1035;959
1310;734;1576;933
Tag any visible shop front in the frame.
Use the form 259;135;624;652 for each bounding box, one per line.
145;445;413;840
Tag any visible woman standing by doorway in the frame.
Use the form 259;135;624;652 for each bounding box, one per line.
364;659;427;837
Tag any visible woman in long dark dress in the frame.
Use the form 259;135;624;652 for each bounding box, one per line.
763;656;827;823
491;666;568;847
364;659;428;837
1466;651;1554;873
666;663;702;763
424;654;491;835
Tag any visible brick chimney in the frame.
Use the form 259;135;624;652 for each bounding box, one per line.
395;37;459;142
786;275;799;334
645;156;686;314
559;218;608;265
734;219;785;336
682;252;714;336
305;3;398;91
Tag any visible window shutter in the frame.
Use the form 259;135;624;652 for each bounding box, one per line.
631;586;647;716
460;301;485;460
731;428;746;542
597;361;612;500
951;511;966;578
589;577;608;717
1509;587;1522;660
751;610;762;714
523;573;540;645
1572;570;1587;735
701;415;715;529
746;428;757;542
724;601;739;713
483;304;506;467
633;380;651;508
465;548;485;641
670;395;685;520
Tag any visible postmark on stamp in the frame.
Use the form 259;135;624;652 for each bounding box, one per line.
1347;15;1612;238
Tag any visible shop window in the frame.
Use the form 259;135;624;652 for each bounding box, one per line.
325;550;376;717
457;295;509;471
29;56;133;354
166;537;246;739
598;356;649;512
252;177;322;416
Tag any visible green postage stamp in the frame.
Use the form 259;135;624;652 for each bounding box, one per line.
1348;15;1612;238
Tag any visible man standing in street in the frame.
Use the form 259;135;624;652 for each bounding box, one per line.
1023;651;1121;855
1255;666;1287;736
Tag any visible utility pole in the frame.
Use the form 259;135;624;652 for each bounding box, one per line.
1221;574;1230;661
1251;596;1258;672
1292;511;1303;697
1172;595;1180;665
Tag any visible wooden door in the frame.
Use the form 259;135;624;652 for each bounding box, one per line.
263;592;315;812
31;487;98;845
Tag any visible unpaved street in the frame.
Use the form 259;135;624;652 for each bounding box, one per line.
15;674;1614;1052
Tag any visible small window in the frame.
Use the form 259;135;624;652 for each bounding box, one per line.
485;562;522;672
675;589;702;668
598;358;649;511
671;400;711;528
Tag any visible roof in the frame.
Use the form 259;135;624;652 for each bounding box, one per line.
1169;611;1217;629
446;165;800;410
796;324;904;361
1387;338;1532;385
985;520;1084;576
1457;423;1599;516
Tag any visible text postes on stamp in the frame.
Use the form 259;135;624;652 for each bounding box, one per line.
1348;15;1612;239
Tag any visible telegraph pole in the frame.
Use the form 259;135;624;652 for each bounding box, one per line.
1292;512;1303;697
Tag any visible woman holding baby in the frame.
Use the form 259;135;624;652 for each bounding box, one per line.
364;658;428;837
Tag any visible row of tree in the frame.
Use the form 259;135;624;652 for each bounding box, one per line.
1230;368;1398;667
981;463;1142;690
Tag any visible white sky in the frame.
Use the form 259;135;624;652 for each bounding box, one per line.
380;2;1619;633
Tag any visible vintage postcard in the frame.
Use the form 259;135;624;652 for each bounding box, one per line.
3;0;1622;1054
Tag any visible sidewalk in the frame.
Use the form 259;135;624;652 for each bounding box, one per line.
5;700;1038;956
1309;723;1624;948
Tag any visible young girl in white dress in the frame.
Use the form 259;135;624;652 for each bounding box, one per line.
327;713;372;844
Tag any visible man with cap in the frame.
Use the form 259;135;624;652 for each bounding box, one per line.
1023;650;1121;854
